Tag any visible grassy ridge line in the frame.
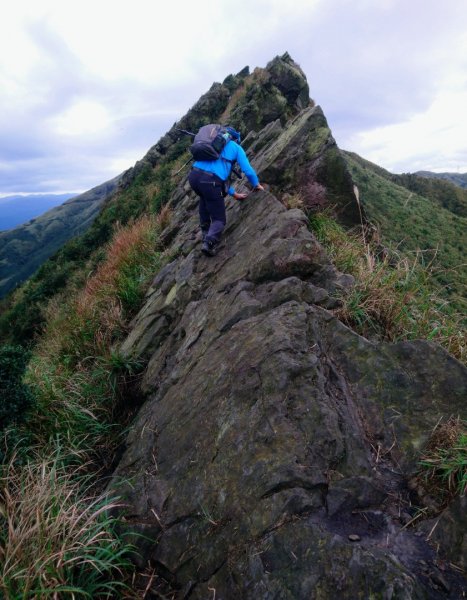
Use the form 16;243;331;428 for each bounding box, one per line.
342;151;466;313
0;162;176;346
344;151;467;217
1;211;171;597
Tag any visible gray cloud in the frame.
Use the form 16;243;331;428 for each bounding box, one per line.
1;0;466;196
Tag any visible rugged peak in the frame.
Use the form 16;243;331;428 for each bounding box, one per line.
108;57;467;598
121;54;357;224
266;52;310;108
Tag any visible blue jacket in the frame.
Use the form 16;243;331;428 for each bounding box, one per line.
193;140;259;195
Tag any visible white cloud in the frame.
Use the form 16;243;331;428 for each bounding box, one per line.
1;0;466;194
52;101;113;137
348;85;467;173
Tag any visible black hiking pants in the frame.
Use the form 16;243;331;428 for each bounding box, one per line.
188;168;227;245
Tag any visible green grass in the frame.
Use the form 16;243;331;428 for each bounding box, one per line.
309;212;465;362
0;162;174;347
342;151;467;314
0;214;170;597
418;417;466;504
12;216;165;461
0;452;135;599
421;434;466;496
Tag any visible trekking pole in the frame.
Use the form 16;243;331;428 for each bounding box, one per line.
175;128;195;137
171;129;195;175
173;155;193;175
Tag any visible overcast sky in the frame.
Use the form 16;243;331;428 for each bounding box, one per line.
1;0;466;196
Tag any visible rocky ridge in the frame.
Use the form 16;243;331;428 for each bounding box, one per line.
109;55;466;598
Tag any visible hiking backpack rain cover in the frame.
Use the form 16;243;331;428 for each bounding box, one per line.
189;124;232;161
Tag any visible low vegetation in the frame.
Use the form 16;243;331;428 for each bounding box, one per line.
0;163;174;347
419;417;466;501
343;151;467;314
1;209;171;597
0;453;134;599
15;214;165;462
309;211;465;362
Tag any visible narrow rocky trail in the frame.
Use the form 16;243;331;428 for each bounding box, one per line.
108;55;466;598
110;184;465;598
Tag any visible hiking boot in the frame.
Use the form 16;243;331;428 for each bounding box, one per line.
201;240;216;257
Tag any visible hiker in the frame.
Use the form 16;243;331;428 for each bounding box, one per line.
188;126;264;256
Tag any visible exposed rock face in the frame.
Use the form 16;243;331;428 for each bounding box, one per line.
110;55;467;598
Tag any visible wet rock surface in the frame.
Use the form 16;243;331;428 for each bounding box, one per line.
110;54;467;598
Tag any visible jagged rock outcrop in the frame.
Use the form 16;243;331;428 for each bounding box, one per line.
109;55;466;598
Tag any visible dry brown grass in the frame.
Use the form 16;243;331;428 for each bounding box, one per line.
22;214;167;456
82;217;156;301
156;204;173;231
38;215;160;360
0;454;132;598
282;192;305;210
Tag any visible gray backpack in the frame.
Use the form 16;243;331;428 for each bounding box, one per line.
189;124;233;161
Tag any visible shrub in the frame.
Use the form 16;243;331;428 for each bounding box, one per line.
0;346;35;433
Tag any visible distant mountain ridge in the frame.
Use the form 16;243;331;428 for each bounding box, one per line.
344;151;467;218
415;170;467;189
0;175;121;298
0;193;76;231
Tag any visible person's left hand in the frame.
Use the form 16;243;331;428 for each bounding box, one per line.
234;192;248;201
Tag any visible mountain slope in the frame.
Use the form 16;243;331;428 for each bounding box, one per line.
0;175;121;299
0;54;358;345
416;170;467;190
0;193;75;231
1;54;465;597
343;151;466;312
103;56;466;597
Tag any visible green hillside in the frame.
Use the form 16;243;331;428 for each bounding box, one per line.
343;151;466;313
394;172;467;217
416;170;467;190
0;176;121;299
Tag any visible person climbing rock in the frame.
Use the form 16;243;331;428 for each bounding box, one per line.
188;125;264;256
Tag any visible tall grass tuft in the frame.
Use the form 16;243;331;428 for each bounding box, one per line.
419;417;467;500
309;211;465;362
0;452;133;599
20;215;166;461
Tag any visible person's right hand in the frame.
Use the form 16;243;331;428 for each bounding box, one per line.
233;192;248;201
255;184;265;191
